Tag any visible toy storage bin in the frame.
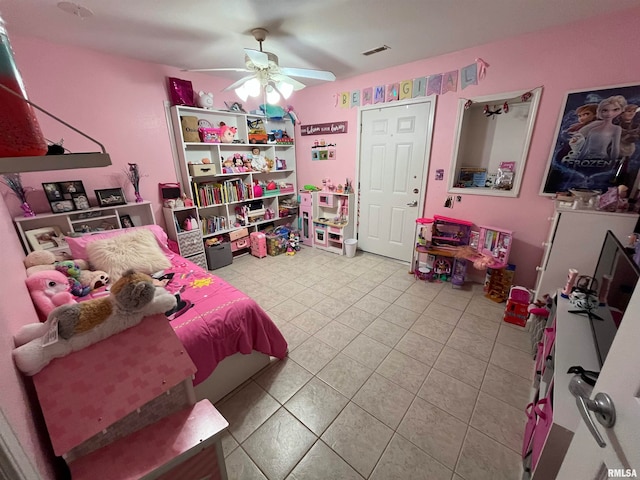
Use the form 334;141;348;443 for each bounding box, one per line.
205;242;232;270
266;232;288;256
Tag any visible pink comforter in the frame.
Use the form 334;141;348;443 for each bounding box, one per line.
164;255;288;385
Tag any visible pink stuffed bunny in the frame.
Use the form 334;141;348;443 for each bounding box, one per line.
25;270;76;322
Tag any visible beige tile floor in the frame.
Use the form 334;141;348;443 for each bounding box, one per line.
212;246;533;480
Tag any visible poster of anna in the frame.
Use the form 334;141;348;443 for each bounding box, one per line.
540;83;640;195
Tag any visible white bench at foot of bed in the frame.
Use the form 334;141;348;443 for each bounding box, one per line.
194;351;279;404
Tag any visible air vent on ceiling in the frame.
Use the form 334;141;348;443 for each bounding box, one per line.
362;45;391;56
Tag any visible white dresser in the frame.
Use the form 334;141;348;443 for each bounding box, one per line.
534;208;638;300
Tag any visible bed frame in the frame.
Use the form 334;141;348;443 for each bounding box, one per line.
193;351;277;404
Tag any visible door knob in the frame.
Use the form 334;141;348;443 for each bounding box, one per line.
569;373;616;448
406;200;418;207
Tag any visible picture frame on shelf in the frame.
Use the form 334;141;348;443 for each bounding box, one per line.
50;200;75;214
25;226;65;251
120;214;134;228
43;181;89;213
95;188;127;207
540;83;640;195
42;182;63;202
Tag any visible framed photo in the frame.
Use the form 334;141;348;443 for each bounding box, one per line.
43;181;89;213
25;226;64;251
95;188;127;207
120;214;134;228
72;194;91;210
540;83;640;195
50;200;75;213
42;182;63;202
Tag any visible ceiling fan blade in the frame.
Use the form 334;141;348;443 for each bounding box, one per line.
182;67;251;73
245;48;269;68
279;67;336;82
270;74;307;91
222;75;258;92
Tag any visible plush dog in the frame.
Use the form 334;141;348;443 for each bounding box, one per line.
13;270;177;376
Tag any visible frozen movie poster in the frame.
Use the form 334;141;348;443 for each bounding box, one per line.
541;84;640;194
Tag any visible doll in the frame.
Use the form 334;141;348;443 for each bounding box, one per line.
250;147;267;172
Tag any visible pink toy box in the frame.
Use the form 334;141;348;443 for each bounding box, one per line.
250;231;267;258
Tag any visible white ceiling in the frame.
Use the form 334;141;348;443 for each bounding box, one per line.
3;0;640;88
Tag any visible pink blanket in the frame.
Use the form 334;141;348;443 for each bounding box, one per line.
163;255;288;385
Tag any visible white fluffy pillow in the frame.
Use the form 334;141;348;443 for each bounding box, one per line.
86;229;171;281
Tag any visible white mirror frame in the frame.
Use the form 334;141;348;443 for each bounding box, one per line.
447;86;543;198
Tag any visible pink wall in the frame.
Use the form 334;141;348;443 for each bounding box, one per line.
0;194;57;479
5;35;244;225
293;6;640;288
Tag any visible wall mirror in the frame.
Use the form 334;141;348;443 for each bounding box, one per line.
448;87;542;197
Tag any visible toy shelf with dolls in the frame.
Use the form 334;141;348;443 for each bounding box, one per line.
167;105;298;253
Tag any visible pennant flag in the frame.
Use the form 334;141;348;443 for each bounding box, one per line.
399;80;413;100
441;70;458;94
461;63;478;89
374;85;386;104
476;57;490;79
340;92;350;108
362;87;373;106
386;83;399;102
351;90;361;107
426;74;442;96
412;77;427;98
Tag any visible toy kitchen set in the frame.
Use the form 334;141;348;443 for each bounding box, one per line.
299;180;355;256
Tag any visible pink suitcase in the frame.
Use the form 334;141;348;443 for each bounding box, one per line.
251;232;267;258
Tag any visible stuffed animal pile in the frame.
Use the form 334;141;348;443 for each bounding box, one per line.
23;251;111;320
13;270;177;376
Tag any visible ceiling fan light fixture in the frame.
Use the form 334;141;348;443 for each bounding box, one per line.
276;81;294;100
245;78;261;97
265;85;281;105
235;84;249;102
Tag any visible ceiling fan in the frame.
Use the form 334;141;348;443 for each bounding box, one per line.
187;28;336;103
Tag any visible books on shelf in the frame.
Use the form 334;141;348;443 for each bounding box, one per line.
202;215;226;234
193;179;253;207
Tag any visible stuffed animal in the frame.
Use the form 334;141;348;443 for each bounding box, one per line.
218;122;237;143
13;270;177;376
24;250;89;277
55;260;91;297
25;270;77;322
196;91;214;110
78;270;110;291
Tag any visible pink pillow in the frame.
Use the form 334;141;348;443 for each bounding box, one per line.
67;225;169;261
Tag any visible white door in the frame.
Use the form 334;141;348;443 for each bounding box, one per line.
557;285;640;479
358;99;435;261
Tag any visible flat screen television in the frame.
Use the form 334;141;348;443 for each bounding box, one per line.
590;230;640;366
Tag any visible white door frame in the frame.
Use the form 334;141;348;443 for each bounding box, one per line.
355;97;437;256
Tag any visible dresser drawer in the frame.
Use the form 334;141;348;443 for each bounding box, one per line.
178;230;204;257
187;252;207;270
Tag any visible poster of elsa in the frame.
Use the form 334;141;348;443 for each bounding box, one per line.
540;84;640;194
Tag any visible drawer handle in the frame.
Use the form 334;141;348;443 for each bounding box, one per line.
536;266;543;272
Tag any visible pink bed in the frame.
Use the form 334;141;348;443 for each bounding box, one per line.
66;225;288;387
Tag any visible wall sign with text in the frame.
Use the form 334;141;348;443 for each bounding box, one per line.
300;122;348;136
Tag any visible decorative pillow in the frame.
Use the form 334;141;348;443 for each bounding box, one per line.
67;225;169;261
86;229;171;281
